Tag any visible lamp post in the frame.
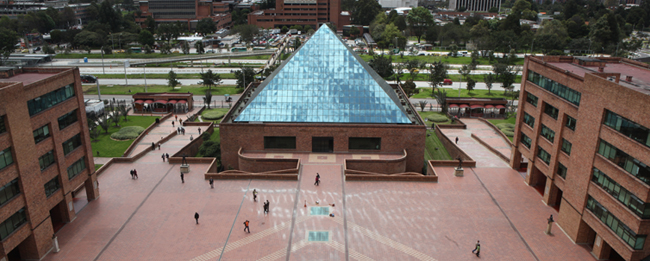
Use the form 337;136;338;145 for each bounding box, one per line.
101;47;105;74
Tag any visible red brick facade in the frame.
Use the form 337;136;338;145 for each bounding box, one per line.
0;68;98;260
247;0;351;31
510;56;650;261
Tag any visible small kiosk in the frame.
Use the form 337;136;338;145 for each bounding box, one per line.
447;98;508;118
132;93;194;114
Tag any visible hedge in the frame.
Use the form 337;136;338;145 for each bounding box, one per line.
427;114;449;123
110;126;145;140
203;111;226;120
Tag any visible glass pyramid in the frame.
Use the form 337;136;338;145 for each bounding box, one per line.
234;26;412;124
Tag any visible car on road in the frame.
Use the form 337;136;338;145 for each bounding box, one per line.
443;79;453;85
80;75;97;83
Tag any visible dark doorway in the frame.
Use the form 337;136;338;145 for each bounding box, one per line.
312;137;333;153
552;188;563;212
7;246;22;261
50;201;66;233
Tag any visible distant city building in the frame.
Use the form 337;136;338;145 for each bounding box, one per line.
379;0;418;9
0;3;91;25
0;67;99;261
448;0;500;12
136;0;232;31
247;0;350;31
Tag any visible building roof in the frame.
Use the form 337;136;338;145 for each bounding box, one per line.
232;25;413;124
545;57;650;94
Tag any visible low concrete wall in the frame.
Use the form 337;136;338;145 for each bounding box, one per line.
433;124;475;163
471;133;510;163
238;148;300;173
183;106;206;125
478;117;514;148
345;174;437;182
171;122;214;158
426;160;438;177
429;160;477;167
122;113;172;157
344;150;407;174
205;172;298;180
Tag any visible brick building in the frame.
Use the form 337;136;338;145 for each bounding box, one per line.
0;67;98;261
510;56;650;260
247;0;351;31
220;25;425;172
136;0;232;31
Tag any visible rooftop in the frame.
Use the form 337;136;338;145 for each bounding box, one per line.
0;72;58;85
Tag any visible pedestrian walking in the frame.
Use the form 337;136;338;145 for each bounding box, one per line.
198;127;201;134
253;189;258;202
194;212;199;224
182;127;185;135
158;143;161;150
166;153;170;160
175;115;178;121
314;173;320;186
130;169;134;179
177;127;181;134
209;178;214;188
172;121;175;127
190;135;193;141
162;154;166;162
151;142;155;151
181;172;185;183
456;137;459;144
472;241;480;257
243;220;250;233
264;200;270;214
133;169;138;179
179;119;183;125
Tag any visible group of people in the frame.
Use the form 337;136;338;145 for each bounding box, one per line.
129;169;138;179
177;127;186;135
161;153;170;162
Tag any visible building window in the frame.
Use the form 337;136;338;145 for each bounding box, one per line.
0;179;20;206
58;110;78;130
349;138;381;150
543;103;559;120
561;139;572;155
0;115;5;134
264;137;296;149
62;134;82;155
521;133;532;149
586;196;646;250
44;177;60;198
527;70;581;106
39;151;56;171
27;84;75;116
523;112;535;128
67;157;86;180
592;168;650;219
540;125;555;143
604;110;650;148
0;147;14;171
33;125;50;144
598;139;650;186
0;208;27;241
537;146;551;165
525;92;538;107
556;163;567;179
565;115;577;131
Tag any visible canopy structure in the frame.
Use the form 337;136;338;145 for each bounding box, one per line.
134;100;144;104
448;104;459;108
470;105;483;109
167;100;177;104
144;100;153;104
459;104;469;108
154;100;167;104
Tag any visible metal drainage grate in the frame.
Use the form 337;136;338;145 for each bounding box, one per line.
310;206;329;215
308;231;330;242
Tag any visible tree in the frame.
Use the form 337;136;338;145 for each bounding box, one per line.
404;59;421;80
349;26;360;38
196;18;216;35
351;0;383;26
98;114;110;134
43;43;56;54
368;55;394;78
167;70;180;88
428;61;449;95
203;90;213;109
73;30;104;48
195;41;205;54
418;100;428;111
235;67;255;88
281;26;289;33
145;16;156;32
118;105;132;122
406;7;434;43
435;89;448;114
139;30;155;47
199;69;221;90
232;24;259;44
0;29;18;66
110;113;121;127
402;80;418;97
144;44;153;54
458;64;471;84
535;20;569;54
466;78;476;94
61;6;76;27
483;73;495;94
469;51;479;70
98;0;122;32
181;41;190;54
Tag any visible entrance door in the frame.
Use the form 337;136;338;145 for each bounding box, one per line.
312;137;333;153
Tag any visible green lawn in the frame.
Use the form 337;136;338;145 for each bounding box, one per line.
488;117;517;142
142;63;263;68
95;73;237;79
195;128;220;157
90;116;159;157
389;74;522;83
360;54;524;65
412;87;519;100
199;108;230;123
83;84;241;96
417;111;451;125
424;130;453;161
94;164;103;171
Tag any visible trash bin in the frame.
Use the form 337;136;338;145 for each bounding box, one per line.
84;57;88;63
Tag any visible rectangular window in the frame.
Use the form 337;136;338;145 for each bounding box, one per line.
62;134;82;155
586;196;647;249
0;208;27;240
0;115;5;134
561;139;572;155
38;151;56;171
264;136;296;149
0;147;14;171
528;70;581;106
557;163;567;179
33;125;50;144
540;125;555;143
349;138;381;150
566;115;577;131
58;110;78;130
521;133;532;149
543;103;559;120
0;179;20;206
27;84;75;116
523;112;535;128
526;92;538;107
592;168;650;219
537;146;551;165
598;139;650;186
44;177;60;198
67;157;86;180
604;110;650;148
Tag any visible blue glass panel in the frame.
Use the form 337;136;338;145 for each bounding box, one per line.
235;26;411;124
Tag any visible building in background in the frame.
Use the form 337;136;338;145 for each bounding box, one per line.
247;0;350;31
0;67;99;261
510;56;650;261
378;0;417;8
448;0;500;12
136;0;232;31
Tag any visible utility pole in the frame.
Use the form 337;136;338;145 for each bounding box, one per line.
144;64;147;92
124;60;129;86
101;48;105;74
458;74;462;98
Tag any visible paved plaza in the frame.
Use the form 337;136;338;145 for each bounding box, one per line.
44;117;596;261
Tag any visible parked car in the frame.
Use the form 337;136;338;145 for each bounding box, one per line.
80;75;97;83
